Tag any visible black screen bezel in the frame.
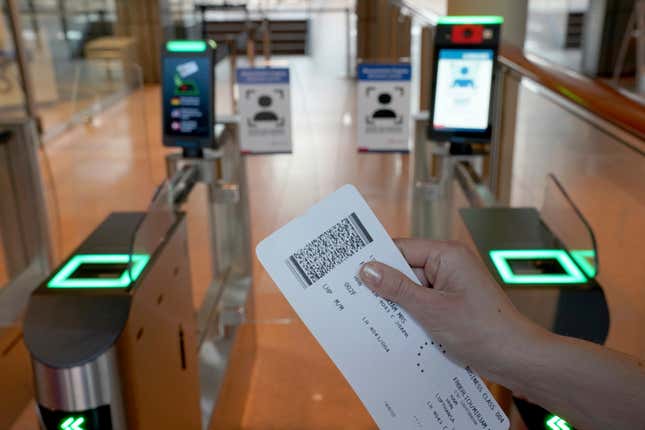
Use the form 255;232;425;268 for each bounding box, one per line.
428;43;499;143
161;46;215;149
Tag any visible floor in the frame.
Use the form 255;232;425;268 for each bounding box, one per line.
3;8;645;430
210;12;396;429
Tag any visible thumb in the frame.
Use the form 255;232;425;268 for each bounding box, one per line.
360;262;436;311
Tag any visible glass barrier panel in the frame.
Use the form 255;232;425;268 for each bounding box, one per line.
540;174;598;278
40;61;157;264
128;179;177;281
0;4;26;119
16;0;120;138
510;78;645;288
508;76;645;361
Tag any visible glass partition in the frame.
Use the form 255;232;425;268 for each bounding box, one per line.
13;0;127;138
540;174;598;278
127;179;177;280
0;3;26;119
510;76;645;301
42;58;142;140
40;60;157;263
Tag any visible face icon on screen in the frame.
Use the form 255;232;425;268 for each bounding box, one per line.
365;86;405;125
246;90;286;128
451;66;475;88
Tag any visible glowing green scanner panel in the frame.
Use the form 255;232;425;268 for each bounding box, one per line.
569;249;596;278
47;254;150;289
489;249;587;285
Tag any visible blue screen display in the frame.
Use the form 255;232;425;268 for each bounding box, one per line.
432;49;494;132
162;57;211;139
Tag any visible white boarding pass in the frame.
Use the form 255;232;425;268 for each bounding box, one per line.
256;184;509;430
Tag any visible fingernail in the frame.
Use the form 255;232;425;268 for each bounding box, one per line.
360;263;382;284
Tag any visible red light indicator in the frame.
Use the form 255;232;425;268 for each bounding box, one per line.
451;25;484;44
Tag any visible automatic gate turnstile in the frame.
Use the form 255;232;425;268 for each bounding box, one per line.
23;212;201;430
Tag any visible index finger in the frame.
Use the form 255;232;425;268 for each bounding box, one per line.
393;238;456;267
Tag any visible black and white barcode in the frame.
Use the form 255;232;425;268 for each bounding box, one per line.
286;212;373;288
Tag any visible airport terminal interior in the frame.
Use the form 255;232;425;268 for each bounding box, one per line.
1;0;644;429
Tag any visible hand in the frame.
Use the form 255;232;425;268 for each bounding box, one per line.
361;239;645;430
359;238;546;381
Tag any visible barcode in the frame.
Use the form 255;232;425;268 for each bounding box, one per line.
286;213;373;288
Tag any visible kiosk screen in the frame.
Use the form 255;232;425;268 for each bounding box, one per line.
162;56;212;139
432;49;494;132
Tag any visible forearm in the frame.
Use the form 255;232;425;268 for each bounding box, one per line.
496;328;645;430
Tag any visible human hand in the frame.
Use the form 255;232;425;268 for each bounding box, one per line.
359;238;546;382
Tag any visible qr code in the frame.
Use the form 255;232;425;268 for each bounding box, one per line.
286;213;373;288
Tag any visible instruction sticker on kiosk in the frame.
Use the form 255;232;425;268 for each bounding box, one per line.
237;67;292;154
256;185;509;430
357;63;411;152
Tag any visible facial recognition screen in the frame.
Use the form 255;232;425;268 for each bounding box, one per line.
432;49;494;132
162;56;212;139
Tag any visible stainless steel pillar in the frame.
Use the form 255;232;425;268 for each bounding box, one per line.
411;115;486;240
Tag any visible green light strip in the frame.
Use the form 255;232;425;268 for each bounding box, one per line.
166;40;208;53
47;254;150;289
546;414;571;430
570;249;596;278
60;416;86;430
489;249;587;285
438;15;504;25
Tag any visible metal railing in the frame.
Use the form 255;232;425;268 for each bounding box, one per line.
391;0;645;200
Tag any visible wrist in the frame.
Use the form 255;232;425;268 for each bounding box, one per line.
484;315;557;393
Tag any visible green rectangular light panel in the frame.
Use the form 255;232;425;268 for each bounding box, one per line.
47;254;150;289
166;40;207;53
569;249;596;278
438;15;504;25
489;249;587;285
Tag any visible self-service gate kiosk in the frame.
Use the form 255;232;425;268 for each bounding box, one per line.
459;175;608;430
413;16;504;238
23;39;253;430
24;213;201;429
415;17;609;430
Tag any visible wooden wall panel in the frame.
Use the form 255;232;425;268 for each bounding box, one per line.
115;0;170;84
355;0;412;63
419;27;433;111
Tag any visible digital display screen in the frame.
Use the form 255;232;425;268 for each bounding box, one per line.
162;56;212;140
432;49;494;132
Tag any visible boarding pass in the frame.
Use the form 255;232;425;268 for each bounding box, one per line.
256;185;509;430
